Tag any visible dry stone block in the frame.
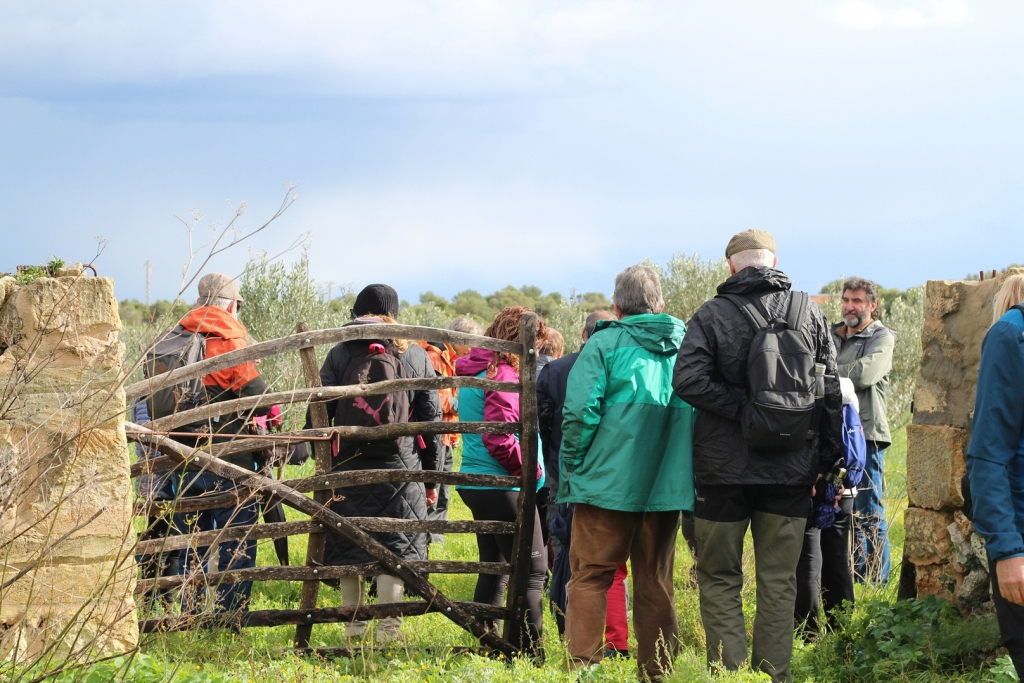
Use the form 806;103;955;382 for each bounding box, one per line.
914;277;1001;431
907;274;1019;614
0;560;137;661
907;424;967;510
0;275;137;661
0;276;120;366
957;568;990;606
905;507;954;565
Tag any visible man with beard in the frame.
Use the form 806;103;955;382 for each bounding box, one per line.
832;278;895;584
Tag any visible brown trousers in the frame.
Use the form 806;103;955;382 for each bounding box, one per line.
565;504;680;680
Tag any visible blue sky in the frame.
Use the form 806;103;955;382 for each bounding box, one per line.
1;1;1021;304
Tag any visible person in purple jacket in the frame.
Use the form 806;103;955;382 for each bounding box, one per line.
967;274;1024;677
455;306;547;656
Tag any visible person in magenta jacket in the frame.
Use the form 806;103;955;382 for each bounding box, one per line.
455;306;547;656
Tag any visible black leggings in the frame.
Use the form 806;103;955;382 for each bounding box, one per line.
795;496;855;633
992;557;1024;679
458;488;547;651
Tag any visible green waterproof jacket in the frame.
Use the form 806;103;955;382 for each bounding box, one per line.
558;313;695;512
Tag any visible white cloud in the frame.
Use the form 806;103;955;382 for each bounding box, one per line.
0;1;644;95
829;0;970;30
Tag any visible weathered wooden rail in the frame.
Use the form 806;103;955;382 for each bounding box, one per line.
128;317;540;658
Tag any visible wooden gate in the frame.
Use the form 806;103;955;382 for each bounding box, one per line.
124;316;541;657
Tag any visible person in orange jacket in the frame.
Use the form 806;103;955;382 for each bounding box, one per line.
418;317;482;543
172;273;271;617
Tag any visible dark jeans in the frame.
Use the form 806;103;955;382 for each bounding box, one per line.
458;488;547;653
138;514;182;608
992;557;1024;679
854;441;890;583
795;496;855;633
427;445;454;543
175;471;259;615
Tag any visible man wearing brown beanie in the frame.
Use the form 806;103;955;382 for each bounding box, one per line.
672;231;844;683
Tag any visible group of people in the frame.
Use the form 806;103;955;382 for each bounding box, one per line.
543;233;895;683
138;229;916;683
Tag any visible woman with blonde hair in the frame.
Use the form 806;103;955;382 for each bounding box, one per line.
968;271;1024;676
455;306;547;655
994;274;1024;325
314;284;444;642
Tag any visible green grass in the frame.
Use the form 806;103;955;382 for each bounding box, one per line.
60;429;1010;682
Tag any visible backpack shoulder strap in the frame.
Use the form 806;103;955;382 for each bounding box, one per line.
719;293;769;330
784;291;809;332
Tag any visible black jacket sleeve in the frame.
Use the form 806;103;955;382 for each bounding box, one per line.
237;374;273;417
673;308;745;420
813;307;845;471
402;345;443;477
537;364;557;483
304;342;351;430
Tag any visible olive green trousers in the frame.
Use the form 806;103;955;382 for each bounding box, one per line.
695;512;806;683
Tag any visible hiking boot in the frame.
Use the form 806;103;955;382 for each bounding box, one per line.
344;620;368;641
374;615;403;643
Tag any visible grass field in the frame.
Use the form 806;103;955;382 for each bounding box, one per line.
60;427;1012;683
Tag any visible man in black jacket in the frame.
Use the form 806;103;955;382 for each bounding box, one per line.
538;312;614;502
673;231;843;683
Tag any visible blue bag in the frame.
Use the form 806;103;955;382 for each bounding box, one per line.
842;402;867;489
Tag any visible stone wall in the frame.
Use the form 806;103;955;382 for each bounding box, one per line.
0;268;138;661
906;270;1024;609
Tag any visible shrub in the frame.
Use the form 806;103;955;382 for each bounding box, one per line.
238;253;344;395
652;252;732;324
799;596;1001;682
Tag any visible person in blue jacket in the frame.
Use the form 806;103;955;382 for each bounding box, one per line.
966;273;1024;677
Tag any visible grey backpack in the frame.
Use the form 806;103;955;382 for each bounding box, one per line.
144;325;209;428
720;291;817;453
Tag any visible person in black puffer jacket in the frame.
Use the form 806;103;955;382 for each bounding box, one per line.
314;284;443;642
673;231;843;683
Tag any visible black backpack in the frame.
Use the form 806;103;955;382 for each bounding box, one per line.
720;291;817;452
144;324;209;430
333;321;410;461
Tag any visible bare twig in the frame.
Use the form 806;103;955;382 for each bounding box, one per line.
1;509;106;591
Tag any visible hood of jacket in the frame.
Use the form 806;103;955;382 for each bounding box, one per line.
594;313;685;355
717;266;792;297
456;346;494;376
179;306;248;340
419;340;457;377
